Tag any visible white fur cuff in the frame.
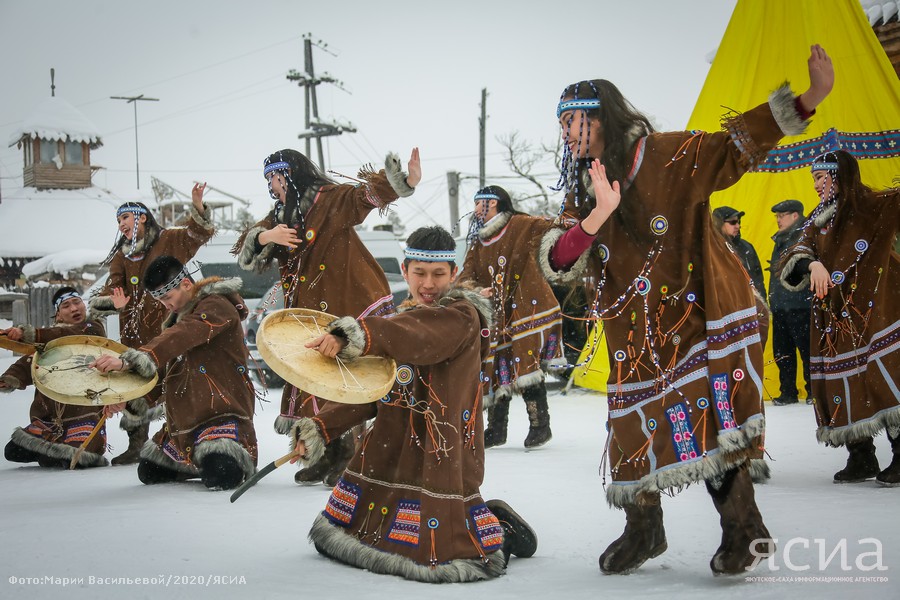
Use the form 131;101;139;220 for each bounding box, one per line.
88;295;118;318
385;152;415;198
121;348;158;379
769;83;809;137
236;225;278;273
327;316;366;360
779;251;815;293
190;203;216;232
537;227;591;286
290;417;327;465
0;375;22;392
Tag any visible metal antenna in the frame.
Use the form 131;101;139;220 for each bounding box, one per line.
110;94;160;189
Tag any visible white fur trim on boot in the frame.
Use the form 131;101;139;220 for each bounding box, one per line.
308;513;506;583
11;427;108;468
193;437;256;481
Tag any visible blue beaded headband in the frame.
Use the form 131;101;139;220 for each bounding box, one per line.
811;162;838;172
53;291;81;312
404;248;457;262
556;98;601;118
263;161;290;177
474;192;500;203
116;205;148;216
148;267;191;299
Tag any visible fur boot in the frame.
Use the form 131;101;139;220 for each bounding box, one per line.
707;463;775;575
4;440;39;464
323;428;360;488
486;499;538;562
876;431;900;487
599;491;668;574
137;459;185;484
484;398;510;448
523;385;551;448
199;453;245;490
833;437;880;483
296;438;341;484
112;423;150;466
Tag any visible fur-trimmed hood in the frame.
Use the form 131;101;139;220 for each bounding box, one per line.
118;204;214;258
812;201;837;228
120;225;159;257
397;284;493;330
330;284;494;363
477;211;513;240
163;276;247;328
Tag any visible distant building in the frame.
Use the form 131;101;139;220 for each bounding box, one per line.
0;92;126;288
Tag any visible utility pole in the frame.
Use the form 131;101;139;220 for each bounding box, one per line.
447;171;460;235
479;88;487;189
110;94;159;189
287;35;355;171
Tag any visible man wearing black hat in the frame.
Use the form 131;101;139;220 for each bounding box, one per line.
712;206;766;296
768;199;812;405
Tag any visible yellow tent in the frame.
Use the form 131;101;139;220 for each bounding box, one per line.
688;0;900;400
574;0;900;395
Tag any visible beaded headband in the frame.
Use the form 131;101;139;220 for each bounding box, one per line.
53;291;81;312
404;248;457;262
474;192;500;203
556;98;601;118
811;162;838;172
263;161;290;177
148;267;190;299
116;205;148;217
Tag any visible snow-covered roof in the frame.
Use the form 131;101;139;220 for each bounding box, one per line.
0;183;141;257
20;248;108;278
7;96;103;148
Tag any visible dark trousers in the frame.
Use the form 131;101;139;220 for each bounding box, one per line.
771;308;811;398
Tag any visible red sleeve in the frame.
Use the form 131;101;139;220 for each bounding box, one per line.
550;223;596;271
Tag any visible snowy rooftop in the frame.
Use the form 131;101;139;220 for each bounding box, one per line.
7;95;103;148
0;183;154;257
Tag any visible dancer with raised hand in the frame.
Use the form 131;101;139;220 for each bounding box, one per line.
780;150;899;486
234;148;420;486
541;45;833;575
90;183;214;464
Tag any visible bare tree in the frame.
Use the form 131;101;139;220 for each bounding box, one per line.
496;131;562;216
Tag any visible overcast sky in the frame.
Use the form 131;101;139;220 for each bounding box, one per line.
0;0;737;234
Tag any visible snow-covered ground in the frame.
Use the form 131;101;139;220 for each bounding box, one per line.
0;350;896;600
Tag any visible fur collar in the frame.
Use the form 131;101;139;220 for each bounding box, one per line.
477;211;513;240
397;285;493;329
164;276;244;327
121;226;159;257
813;201;837;228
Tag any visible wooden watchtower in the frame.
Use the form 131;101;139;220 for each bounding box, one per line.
9;71;102;190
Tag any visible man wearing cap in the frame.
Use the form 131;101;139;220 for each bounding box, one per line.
768;199;812;406
712;206;766;296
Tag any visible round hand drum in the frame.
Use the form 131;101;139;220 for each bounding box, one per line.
256;308;396;404
31;335;158;406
